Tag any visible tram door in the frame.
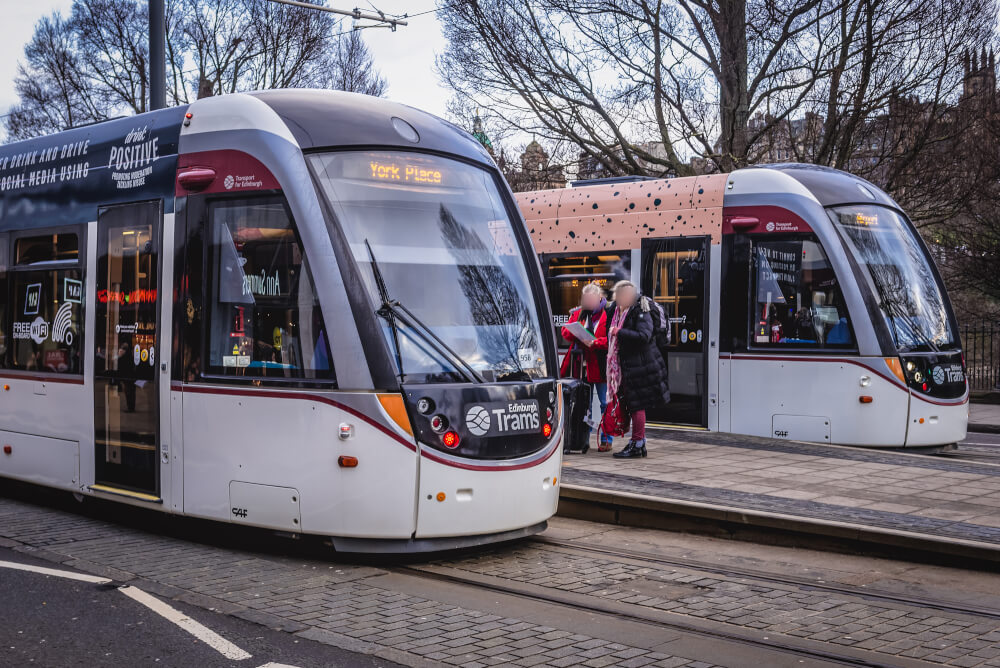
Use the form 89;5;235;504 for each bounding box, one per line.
641;237;709;427
93;202;162;496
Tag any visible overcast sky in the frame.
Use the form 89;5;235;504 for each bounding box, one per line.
0;1;453;132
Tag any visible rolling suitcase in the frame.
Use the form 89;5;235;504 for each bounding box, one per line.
563;349;593;454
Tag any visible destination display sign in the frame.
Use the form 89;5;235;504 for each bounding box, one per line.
0;105;188;231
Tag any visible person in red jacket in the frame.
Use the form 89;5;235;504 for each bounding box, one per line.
560;282;614;451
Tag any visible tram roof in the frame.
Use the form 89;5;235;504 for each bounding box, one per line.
248;89;493;167
760;163;899;210
517;173;728;253
0;89;496;232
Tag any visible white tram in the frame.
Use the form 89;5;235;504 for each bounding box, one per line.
519;166;968;447
0;90;563;551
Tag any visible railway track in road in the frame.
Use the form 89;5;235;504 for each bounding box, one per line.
395;563;898;668
531;536;1000;621
396;566;899;668
931;438;1000;464
395;536;1000;668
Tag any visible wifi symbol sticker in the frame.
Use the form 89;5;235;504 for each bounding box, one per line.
52;302;75;345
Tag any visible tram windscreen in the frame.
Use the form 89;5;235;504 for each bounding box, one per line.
830;205;957;352
308;151;549;383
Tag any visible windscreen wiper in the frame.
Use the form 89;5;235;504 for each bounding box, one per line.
365;240;485;384
365;240;406;382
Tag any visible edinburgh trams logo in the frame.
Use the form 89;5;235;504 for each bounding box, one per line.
465;406;492;436
464;400;540;437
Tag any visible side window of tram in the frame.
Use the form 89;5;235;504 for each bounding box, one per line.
206;198;333;380
7;232;83;374
750;238;854;348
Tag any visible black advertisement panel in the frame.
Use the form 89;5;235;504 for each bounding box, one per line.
0;106;188;230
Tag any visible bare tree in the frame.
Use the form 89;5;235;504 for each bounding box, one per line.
438;0;997;175
5;0;388;141
329;30;388;96
437;0;839;174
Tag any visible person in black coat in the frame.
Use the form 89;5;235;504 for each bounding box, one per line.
605;280;670;458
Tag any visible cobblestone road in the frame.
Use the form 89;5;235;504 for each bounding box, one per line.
4;489;1000;667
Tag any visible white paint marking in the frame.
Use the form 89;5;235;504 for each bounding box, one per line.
256;664;302;668
962;441;1000;446
0;559;112;584
118;585;252;661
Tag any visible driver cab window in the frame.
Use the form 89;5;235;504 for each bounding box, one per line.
751;237;854;349
206;197;333;381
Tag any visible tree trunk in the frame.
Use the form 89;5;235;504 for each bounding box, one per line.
713;0;749;172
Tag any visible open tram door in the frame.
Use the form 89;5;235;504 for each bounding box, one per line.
92;201;164;500
641;236;710;428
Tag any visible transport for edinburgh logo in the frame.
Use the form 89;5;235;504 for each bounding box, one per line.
466;405;491;436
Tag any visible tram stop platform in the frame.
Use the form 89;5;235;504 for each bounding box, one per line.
558;426;1000;566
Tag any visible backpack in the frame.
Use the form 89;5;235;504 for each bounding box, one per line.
641;296;671;359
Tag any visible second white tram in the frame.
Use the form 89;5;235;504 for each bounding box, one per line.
518;166;968;447
0;90;563;551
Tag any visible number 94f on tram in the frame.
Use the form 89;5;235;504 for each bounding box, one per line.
518;165;967;447
0;90;562;552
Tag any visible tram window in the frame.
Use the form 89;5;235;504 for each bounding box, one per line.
15;233;79;265
544;254;629;345
9;232;83;374
206;198;333;381
750;237;854;349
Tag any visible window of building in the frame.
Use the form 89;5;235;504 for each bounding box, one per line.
206;197;333;381
9;231;83;373
750;237;854;349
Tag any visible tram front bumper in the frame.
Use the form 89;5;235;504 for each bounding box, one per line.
413;444;563;540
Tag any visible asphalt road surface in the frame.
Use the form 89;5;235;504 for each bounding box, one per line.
0;546;401;668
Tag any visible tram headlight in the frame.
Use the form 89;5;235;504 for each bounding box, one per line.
913;371;923;383
416;397;435;415
429;414;448;433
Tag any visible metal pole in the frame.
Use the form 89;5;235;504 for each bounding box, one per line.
266;0;407;27
149;0;166;110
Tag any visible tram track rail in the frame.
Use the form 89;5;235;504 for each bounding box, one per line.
392;534;1000;668
531;536;1000;621
395;561;903;668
